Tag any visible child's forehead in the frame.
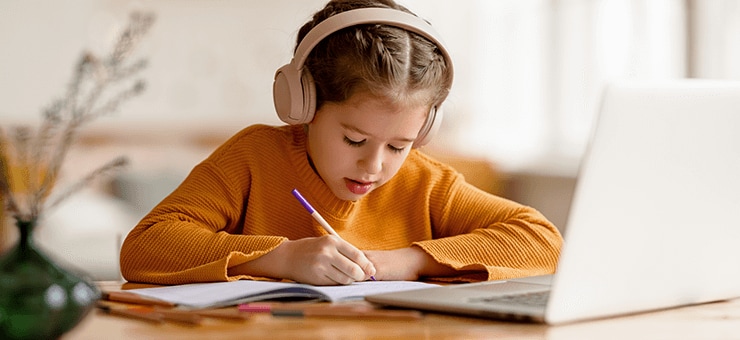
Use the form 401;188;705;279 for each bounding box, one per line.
341;91;429;113
344;88;434;109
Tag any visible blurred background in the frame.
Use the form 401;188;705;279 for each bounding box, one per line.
1;0;739;280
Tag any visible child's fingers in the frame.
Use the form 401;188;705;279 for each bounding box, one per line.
305;256;364;285
325;264;362;285
288;236;375;285
333;237;376;280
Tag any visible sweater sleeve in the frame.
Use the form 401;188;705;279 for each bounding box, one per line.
412;177;562;282
119;160;286;285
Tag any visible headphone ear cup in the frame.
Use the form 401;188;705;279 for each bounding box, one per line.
299;69;317;124
273;63;317;125
273;64;299;124
413;105;443;148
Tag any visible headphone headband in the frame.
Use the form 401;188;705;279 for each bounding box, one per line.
292;8;453;77
273;7;453;147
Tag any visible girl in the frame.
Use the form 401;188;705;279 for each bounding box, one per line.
120;0;562;285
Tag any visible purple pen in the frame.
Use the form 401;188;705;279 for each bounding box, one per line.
291;189;339;237
291;188;376;281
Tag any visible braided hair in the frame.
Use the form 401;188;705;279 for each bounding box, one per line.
297;0;452;111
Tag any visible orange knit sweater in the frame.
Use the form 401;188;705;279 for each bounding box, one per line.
120;124;562;284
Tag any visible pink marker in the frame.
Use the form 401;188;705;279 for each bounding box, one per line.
291;188;376;281
238;303;272;313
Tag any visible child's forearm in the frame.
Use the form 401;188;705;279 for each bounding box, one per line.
364;246;459;281
227;242;290;279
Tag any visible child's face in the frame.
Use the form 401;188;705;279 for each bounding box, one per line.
307;91;429;201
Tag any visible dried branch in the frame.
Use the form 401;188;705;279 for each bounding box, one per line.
88;80;146;123
113;59;148;81
1;11;155;222
0;129;21;217
45;156;129;212
109;12;155;66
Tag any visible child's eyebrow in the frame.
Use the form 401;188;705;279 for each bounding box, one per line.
340;123;416;143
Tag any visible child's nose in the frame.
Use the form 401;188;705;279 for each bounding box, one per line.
358;148;383;174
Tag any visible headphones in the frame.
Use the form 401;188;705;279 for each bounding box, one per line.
273;7;453;147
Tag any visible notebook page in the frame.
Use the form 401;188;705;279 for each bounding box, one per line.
127;280;439;308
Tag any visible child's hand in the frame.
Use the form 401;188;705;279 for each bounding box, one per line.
277;236;376;285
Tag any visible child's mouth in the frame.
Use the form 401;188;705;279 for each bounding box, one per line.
345;178;373;195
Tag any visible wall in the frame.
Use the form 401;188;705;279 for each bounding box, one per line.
3;0;740;281
0;1;474;137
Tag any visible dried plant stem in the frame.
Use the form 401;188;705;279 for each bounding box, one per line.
1;11;155;222
45;156;129;212
0;131;21;217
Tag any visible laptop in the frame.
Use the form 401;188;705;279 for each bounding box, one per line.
365;79;740;325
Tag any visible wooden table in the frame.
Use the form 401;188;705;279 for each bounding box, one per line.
62;281;740;340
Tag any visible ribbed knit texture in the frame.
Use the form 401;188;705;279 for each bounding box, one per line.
120;124;562;284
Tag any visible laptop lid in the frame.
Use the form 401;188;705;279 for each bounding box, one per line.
365;80;740;325
545;79;740;324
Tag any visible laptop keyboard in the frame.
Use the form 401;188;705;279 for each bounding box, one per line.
471;291;550;307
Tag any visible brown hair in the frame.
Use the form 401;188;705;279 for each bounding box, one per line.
297;0;453;111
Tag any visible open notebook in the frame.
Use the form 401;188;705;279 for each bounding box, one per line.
125;280;437;309
365;79;740;324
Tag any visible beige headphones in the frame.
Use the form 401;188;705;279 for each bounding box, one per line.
273;7;453;147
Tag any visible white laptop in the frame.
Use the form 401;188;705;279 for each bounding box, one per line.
365;79;740;325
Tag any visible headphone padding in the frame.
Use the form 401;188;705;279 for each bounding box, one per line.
274;64;308;124
300;69;316;124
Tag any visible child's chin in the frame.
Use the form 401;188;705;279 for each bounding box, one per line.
333;187;369;202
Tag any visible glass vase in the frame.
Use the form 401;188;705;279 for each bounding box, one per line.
0;218;101;340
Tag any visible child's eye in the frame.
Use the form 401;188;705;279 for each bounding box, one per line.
344;136;365;147
388;145;406;153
